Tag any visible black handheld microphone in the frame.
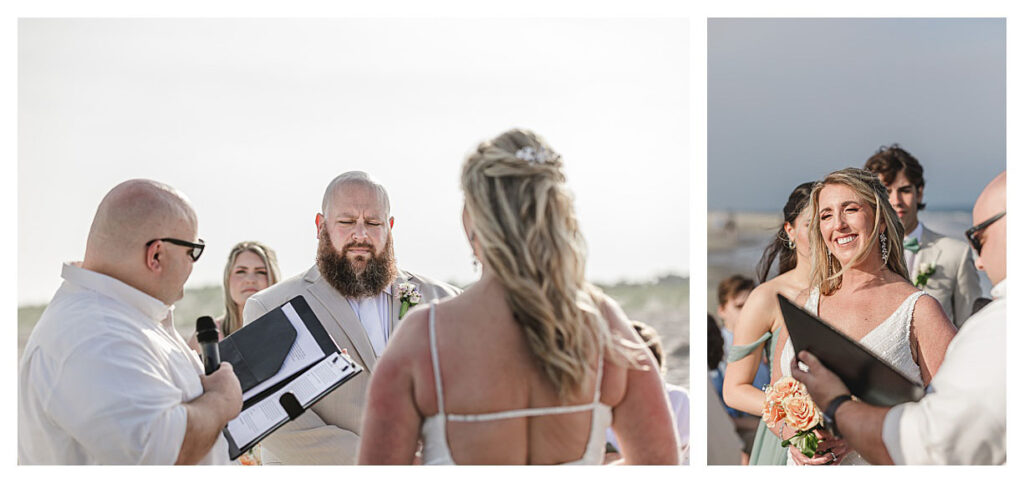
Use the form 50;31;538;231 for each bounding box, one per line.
195;316;221;376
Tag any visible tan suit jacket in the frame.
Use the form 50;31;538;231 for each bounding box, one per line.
242;264;460;464
913;226;982;328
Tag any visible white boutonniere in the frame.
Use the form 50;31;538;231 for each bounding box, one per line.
914;263;937;288
398;282;422;319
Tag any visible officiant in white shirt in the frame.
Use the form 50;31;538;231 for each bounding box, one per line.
792;171;1006;465
865;145;982;327
19;179;242;464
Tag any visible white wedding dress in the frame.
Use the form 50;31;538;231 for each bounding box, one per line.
780;288;926;466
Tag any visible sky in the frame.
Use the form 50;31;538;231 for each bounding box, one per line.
708;18;1005;212
18;18;689;306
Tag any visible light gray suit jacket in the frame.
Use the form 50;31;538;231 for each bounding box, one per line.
913;226;982;328
242;264;460;464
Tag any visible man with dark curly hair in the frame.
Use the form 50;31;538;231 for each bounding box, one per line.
865;145;981;327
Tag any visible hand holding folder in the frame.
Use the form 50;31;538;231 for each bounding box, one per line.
778;294;925;407
218;295;363;460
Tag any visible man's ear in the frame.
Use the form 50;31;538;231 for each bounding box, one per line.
146;241;163;272
916;185;924;202
389;216;394;230
315;213;325;238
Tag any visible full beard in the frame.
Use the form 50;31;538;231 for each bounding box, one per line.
317;230;397;299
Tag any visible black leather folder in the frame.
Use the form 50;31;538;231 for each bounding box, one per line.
778;294;925;407
219;295;363;460
218;295;339;398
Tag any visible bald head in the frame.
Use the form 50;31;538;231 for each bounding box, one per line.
974;172;1006;221
82;179;198;303
321;171;390;218
972;171;1006;285
86;179;196;259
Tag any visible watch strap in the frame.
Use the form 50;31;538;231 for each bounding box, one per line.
824;394;854;437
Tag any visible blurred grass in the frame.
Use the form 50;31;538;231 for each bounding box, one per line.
598;275;689;387
19;274;690;387
598;274;688;324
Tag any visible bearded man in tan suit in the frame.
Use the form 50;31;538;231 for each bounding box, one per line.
243;171;460;464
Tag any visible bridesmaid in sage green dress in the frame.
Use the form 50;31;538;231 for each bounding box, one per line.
722;182;813;465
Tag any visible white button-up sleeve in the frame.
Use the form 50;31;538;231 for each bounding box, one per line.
43;336;189;464
882;302;1005;465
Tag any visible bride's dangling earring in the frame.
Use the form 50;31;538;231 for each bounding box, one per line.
880;232;889;265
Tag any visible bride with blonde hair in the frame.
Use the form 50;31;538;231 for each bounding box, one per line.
358;129;678;465
779;168;955;465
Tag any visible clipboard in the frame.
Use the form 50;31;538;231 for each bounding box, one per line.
218;295;364;460
778;294;925;407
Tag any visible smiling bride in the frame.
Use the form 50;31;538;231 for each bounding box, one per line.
777;168;956;465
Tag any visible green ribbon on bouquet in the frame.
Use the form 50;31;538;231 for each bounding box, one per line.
781;431;820;458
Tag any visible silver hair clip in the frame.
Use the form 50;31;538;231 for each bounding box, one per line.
514;146;559;165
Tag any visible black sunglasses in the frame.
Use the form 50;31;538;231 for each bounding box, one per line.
146;237;206;262
965;211;1005;254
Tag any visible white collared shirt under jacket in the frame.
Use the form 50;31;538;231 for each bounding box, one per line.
18;263;229;464
345;288;392;357
882;280;1006;465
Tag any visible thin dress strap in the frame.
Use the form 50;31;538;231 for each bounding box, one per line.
447;343;605;423
428;301;446;415
592;347;605;403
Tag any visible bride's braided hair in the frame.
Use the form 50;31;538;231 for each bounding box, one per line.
461;128;636;400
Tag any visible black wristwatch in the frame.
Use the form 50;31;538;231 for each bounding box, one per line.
823;394;854;438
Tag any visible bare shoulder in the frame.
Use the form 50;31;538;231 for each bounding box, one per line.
912;291;951;326
592;290;633;338
372;305;431;400
388;295;464;360
744;280;788;314
886;276;923;299
388;302;432;356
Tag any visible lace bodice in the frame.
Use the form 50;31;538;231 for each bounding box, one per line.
780;288;925;465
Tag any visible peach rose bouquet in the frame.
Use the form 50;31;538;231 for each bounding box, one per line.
762;376;823;458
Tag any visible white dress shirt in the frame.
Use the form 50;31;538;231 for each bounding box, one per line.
882;280;1006;464
904;222;924;275
18;263;230;465
345;287;392;356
